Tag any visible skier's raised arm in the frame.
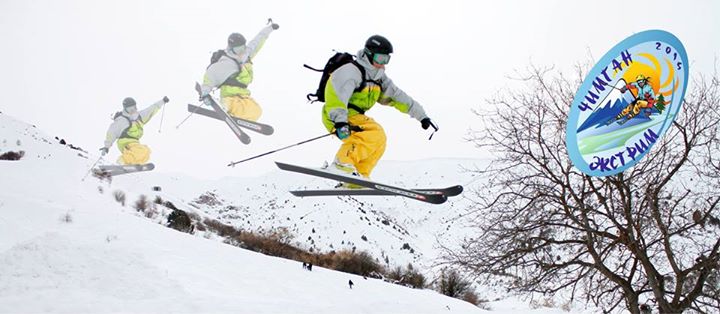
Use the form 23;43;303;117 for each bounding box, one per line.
243;22;278;62
138;97;169;124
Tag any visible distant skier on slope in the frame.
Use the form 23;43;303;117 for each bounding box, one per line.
199;20;279;122
321;35;435;188
99;96;169;165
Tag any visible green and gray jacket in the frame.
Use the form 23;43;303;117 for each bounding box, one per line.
322;49;428;132
103;99;164;150
202;25;275;98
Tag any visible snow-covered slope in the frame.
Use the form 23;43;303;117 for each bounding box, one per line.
0;112;485;313
0;112;574;313
130;157;481;271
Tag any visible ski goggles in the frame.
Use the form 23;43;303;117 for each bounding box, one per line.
372;53;391;65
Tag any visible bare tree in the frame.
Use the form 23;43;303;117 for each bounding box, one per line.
441;65;720;313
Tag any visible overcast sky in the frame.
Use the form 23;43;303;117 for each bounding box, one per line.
1;0;718;179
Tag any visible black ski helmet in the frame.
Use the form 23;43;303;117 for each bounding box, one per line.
122;97;136;108
365;35;393;55
227;33;246;48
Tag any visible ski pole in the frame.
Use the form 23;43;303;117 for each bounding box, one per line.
228;133;333;167
427;121;439;140
81;155;103;181
158;103;166;133
176;103;202;129
602;80;632;92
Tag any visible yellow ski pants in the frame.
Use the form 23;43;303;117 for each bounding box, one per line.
221;95;262;122
117;141;151;165
335;114;386;178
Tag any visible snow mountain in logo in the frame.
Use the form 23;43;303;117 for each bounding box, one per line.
576;97;630;133
576;78;656;135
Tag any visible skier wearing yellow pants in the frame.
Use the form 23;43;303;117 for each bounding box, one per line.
323;35;434;187
199;21;279;122
100;96;169;165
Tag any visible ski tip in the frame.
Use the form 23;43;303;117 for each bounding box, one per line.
288;190;307;197
448;185;464;197
421;194;448;204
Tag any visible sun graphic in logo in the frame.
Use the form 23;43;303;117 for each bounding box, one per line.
617;52;680;101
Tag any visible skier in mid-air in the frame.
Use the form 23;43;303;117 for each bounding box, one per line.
100;96;169;165
199;20;279;122
321;35;434;188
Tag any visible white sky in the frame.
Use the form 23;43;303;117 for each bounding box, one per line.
1;0;718;179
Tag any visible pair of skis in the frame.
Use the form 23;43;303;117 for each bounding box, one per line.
276;162;463;205
193;83;273;144
94;163;155;177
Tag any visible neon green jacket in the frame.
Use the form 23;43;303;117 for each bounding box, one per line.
103;99;164;150
202;25;275;98
322;50;428;132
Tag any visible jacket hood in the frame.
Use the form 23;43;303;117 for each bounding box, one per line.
225;46;249;64
355;49;385;81
122;110;139;121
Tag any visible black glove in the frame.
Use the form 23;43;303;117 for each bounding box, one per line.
334;122;350;140
163;96;169;103
271;23;279;30
421;117;434;130
99;147;109;156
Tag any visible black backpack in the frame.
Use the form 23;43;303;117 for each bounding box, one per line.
210;49;225;65
304;52;375;103
112;111;133;123
208;49;243;69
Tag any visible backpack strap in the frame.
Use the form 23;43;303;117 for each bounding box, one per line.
225;53;249;89
303;64;324;72
222;77;248;88
350;61;382;92
350;61;366;92
347;103;366;115
118;114;141;140
211;50;249;89
347;61;382;115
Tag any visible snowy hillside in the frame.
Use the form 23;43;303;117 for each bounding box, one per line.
0;112;573;313
131;158;481;270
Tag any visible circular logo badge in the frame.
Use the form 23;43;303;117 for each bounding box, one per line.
566;30;689;176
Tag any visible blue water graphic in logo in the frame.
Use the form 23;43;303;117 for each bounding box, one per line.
566;30;688;176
